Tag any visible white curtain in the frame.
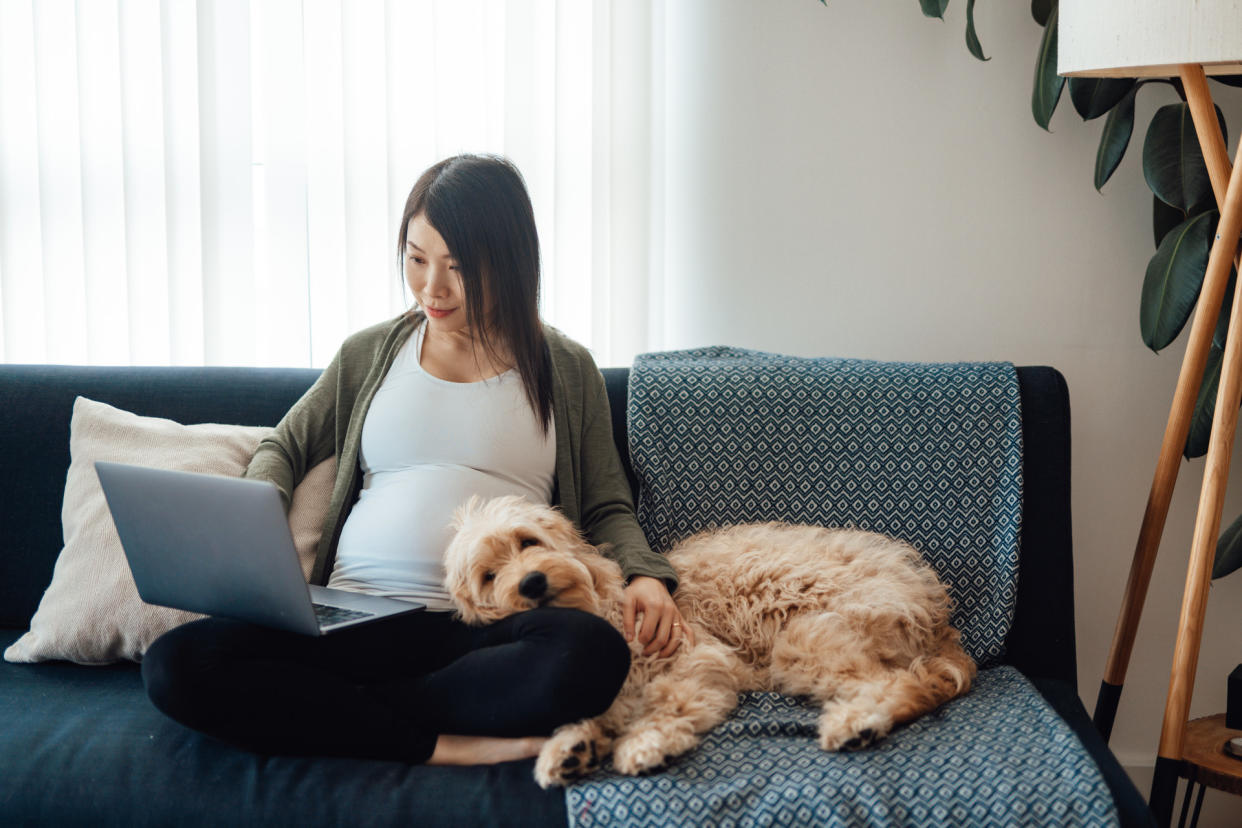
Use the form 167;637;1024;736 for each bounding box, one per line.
0;0;664;369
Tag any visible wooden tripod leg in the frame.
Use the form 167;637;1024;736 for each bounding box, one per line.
1148;119;1242;828
1093;65;1240;743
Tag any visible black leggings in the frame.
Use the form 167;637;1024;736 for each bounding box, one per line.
141;606;630;763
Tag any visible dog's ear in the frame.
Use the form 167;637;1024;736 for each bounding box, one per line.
578;549;624;594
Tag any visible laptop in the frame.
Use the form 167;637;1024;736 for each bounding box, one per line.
95;461;424;635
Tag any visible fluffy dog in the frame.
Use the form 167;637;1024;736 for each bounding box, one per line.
443;495;976;789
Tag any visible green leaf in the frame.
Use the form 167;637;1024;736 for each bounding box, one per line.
1070;77;1135;121
965;0;989;61
920;0;949;19
1031;0;1053;26
1141;210;1217;352
1214;510;1242;579
1095;87;1137;191
1152;196;1186;248
1190;111;1229;216
1143;103;1226;213
1032;7;1063;131
1186;342;1223;459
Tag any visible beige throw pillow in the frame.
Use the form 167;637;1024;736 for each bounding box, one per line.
3;396;336;665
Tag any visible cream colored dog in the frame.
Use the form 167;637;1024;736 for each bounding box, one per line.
443;495;976;789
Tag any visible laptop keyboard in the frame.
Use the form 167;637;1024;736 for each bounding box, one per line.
312;602;375;628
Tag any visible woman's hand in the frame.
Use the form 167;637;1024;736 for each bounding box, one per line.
622;576;695;658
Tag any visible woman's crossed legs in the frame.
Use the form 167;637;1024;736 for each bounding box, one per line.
141;606;630;764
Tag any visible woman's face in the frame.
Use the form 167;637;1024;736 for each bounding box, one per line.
405;214;471;336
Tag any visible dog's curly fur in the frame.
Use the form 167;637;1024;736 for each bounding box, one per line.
443;495;976;788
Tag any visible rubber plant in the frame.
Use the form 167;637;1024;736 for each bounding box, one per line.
819;0;1242;578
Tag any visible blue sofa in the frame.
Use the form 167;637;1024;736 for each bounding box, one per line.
0;363;1153;826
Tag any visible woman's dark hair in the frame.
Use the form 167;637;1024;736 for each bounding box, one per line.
397;154;552;433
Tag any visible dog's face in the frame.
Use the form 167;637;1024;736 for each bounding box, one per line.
444;495;623;625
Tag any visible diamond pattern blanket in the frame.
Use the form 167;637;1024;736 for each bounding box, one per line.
565;667;1119;828
564;349;1116;826
626;347;1023;665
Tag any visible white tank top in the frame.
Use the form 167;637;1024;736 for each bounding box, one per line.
328;323;556;610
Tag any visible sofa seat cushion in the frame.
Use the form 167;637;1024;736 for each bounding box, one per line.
566;666;1119;827
0;630;565;828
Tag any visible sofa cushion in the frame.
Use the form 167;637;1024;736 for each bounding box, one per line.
0;629;566;828
3;397;334;665
628;348;1023;665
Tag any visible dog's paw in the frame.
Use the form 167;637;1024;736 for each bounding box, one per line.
612;730;683;776
534;725;605;788
817;708;892;752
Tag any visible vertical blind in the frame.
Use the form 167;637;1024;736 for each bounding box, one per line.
0;0;661;368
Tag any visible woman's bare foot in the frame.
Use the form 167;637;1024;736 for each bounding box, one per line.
427;734;546;766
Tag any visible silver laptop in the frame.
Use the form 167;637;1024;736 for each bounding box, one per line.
95;461;423;635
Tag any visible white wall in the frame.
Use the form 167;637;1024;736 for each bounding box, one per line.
655;0;1242;820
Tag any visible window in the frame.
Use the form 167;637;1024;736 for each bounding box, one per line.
0;0;662;368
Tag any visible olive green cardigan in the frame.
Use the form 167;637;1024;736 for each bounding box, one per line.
244;313;677;591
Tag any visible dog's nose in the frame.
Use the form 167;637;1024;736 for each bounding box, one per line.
519;571;548;600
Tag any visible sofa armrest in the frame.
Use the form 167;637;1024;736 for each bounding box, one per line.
1006;366;1076;688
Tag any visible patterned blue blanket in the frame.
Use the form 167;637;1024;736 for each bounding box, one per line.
566;667;1119;828
565;349;1116;825
627;347;1023;665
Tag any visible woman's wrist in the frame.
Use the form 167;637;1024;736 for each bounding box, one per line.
624;573;676;595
